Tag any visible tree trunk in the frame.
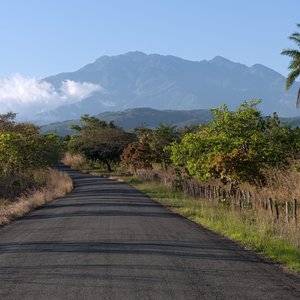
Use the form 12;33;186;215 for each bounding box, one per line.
104;161;112;172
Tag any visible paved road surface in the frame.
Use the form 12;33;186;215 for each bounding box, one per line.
0;166;300;299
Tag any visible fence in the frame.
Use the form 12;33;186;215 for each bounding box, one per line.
135;169;298;227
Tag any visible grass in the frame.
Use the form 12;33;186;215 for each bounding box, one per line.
0;169;73;226
123;177;300;273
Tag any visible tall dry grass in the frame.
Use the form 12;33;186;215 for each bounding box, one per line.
0;169;73;225
62;152;86;170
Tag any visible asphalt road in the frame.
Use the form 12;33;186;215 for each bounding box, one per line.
0;166;300;300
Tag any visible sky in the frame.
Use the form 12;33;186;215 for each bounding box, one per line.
0;0;299;78
0;0;299;119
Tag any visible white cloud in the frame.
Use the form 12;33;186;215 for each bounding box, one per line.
59;80;102;101
0;74;102;119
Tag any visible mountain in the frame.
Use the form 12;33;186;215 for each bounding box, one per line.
40;107;300;136
280;116;300;127
40;107;213;136
36;51;300;123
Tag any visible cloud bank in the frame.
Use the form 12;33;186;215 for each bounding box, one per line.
0;74;102;119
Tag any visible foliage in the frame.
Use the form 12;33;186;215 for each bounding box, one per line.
148;124;179;168
121;124;179;171
0;113;64;176
69;115;135;171
120;141;152;171
0;113;65;199
281;23;300;106
169;100;300;183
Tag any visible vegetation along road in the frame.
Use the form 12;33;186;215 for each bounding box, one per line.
0;166;300;299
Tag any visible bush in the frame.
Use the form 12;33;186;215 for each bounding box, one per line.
169;100;300;183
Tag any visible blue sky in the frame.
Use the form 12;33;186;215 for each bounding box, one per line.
0;0;299;78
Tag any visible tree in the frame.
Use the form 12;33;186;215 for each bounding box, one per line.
120;141;152;172
169;101;299;183
281;23;300;107
69;115;135;171
148;124;179;169
120;124;179;171
0;113;64;176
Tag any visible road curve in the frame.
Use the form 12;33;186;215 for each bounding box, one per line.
0;166;299;300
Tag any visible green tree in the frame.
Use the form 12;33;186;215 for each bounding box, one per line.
149;124;179;169
169;101;299;183
281;23;300;106
0;113;64;175
69;115;135;171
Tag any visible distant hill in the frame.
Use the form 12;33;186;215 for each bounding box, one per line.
280;116;300;127
35;51;300;124
40;107;213;136
40;107;300;136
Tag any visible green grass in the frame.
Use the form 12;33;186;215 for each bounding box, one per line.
123;177;300;273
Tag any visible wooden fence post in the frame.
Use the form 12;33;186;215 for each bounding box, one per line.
268;198;273;216
293;199;297;226
286;201;290;224
218;186;222;198
274;200;279;221
241;191;246;209
247;192;252;209
214;186;217;200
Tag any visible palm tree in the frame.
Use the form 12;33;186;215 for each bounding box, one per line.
281;23;300;107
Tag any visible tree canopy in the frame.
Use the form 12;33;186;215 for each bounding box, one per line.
281;23;300;107
68;115;135;171
169;101;299;183
0;113;64;176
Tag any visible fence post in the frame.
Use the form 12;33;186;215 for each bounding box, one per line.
222;189;227;202
293;199;297;226
208;185;211;201
274;200;279;222
268;198;273;216
286;201;290;224
247;192;252;209
241;191;246;209
238;191;242;209
259;197;263;209
218;186;222;198
213;186;217;200
191;183;195;198
196;183;200;197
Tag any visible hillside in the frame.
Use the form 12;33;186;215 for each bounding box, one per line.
35;51;300;124
40;107;300;136
40;107;213;135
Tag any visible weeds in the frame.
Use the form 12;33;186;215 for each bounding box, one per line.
62;152;87;170
0;169;73;225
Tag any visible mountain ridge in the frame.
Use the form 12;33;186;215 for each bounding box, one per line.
40;107;300;137
36;51;300;123
40;107;213;135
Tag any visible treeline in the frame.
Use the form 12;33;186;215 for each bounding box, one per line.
0;113;65;199
67;100;300;186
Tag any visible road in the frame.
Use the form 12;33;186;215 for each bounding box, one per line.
0;166;299;299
